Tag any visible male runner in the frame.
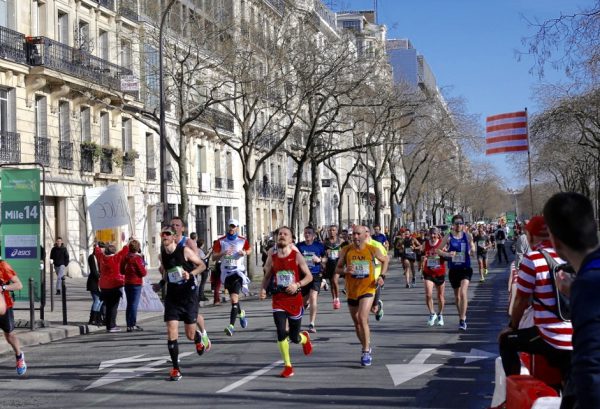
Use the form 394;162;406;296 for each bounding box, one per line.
155;226;206;381
212;218;251;336
473;224;491;282
323;225;343;310
365;227;388;321
437;214;475;331
0;255;26;375
421;227;446;326
296;226;326;333
336;226;388;366
260;226;314;378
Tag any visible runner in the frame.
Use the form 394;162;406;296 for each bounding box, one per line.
400;229;420;288
436;214;475;331
473;224;491;282
296;226;327;333
336;226;388;366
155;226;207;381
259;226;314;378
365;227;388;321
170;217;211;353
0;255;26;376
212;218;252;336
323;225;343;310
372;225;389;249
421;227;446;326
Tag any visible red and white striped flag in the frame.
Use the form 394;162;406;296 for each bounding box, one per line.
485;111;529;155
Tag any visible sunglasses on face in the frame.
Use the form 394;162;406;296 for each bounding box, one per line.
454;221;464;225
161;232;173;237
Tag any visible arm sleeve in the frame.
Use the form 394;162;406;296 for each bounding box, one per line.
243;239;251;251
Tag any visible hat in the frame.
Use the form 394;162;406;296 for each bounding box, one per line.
525;216;548;237
228;218;239;227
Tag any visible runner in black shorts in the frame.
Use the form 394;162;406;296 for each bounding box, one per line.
156;226;206;381
421;227;446;326
473;224;491;282
323;225;343;310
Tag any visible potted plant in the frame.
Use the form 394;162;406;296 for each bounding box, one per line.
80;141;102;161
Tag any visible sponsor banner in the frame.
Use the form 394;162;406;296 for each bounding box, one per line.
0;169;41;302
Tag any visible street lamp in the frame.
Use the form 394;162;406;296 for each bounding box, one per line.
159;0;177;224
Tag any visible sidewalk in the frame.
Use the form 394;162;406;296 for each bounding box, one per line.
0;268;262;357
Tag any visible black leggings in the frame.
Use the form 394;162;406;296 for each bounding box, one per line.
273;310;302;343
100;288;122;331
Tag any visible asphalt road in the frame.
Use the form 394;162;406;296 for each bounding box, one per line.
0;258;511;409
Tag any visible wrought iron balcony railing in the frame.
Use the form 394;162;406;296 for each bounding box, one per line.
215;177;224;189
227;179;234;190
35;136;50;166
255;181;285;199
0;131;20;163
122;156;135;177
146;167;156;181
59;140;73;170
119;5;139;22
166;169;173;182
0;26;27;64
27;36;133;91
100;149;113;173
200;107;234;133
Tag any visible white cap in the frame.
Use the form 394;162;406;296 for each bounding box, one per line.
228;218;239;227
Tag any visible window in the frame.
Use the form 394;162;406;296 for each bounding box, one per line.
143;44;159;111
342;19;361;31
0;88;15;133
57;11;69;44
121;118;132;152
196;145;205;173
32;1;46;36
98;30;109;60
121;40;132;70
35;95;47;139
146;132;155;166
58;101;70;141
77;20;90;50
79;106;90;142
0;0;16;30
217;206;224;235
214;149;221;177
100;112;109;145
226;151;232;179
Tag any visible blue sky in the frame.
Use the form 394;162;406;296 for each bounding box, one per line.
331;0;596;189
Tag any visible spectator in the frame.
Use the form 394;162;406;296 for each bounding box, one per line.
191;233;210;302
498;216;572;388
121;240;147;332
50;237;69;295
544;192;600;409
86;244;102;326
372;225;389;249
95;242;130;333
494;225;508;264
513;225;530;269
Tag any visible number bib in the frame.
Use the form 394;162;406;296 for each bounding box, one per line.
477;240;486;249
223;255;237;267
276;270;294;288
427;256;440;268
167;266;185;284
304;255;315;268
329;249;339;260
405;247;414;255
351;260;370;279
452;252;466;263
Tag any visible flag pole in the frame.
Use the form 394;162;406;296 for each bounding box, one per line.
526;108;534;215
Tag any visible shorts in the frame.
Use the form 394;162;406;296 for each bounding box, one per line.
164;292;199;324
448;267;473;289
477;251;487;260
401;255;416;262
347;293;374;307
0;308;15;333
224;274;243;295
424;274;445;287
323;263;337;280
301;275;322;297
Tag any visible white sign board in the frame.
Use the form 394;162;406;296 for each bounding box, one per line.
120;75;139;92
86;184;130;230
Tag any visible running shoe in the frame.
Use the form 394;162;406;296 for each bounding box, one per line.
308;323;317;333
238;310;248;329
459;319;467;331
360;348;372;367
323;282;329;291
16;353;26;376
201;332;212;352
341;288;347;295
333;298;341;310
224;324;235;336
427;313;437;326
301;330;313;356
195;330;205;356
108;327;121;333
375;300;384;321
484;268;489;275
405;283;410;289
280;366;294;378
480;277;486;283
436;314;445;326
169;368;182;381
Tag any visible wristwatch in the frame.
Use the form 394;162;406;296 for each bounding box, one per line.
1;285;6;292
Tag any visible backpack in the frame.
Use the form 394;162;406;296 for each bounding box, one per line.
496;229;506;241
534;249;572;322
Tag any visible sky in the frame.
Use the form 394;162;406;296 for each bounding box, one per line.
329;0;596;189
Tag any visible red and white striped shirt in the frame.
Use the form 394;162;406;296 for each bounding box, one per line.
516;241;573;350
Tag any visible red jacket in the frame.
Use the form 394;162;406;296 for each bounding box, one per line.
95;245;129;290
121;253;147;286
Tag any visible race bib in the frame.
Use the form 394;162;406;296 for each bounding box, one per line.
329;250;339;260
276;270;294;288
304;254;315;268
427;256;440;268
452;252;465;263
405;247;414;255
167;266;185;284
477;240;486;248
223;255;237;267
351;260;370;279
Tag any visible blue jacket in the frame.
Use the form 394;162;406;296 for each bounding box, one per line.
571;248;600;409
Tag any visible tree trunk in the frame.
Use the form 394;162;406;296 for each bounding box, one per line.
243;182;256;280
373;177;381;226
388;187;397;235
308;160;320;227
178;127;190;223
289;159;307;235
337;193;345;230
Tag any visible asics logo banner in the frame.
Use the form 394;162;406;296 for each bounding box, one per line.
5;247;37;259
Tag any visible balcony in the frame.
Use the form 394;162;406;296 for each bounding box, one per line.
255;181;285;200
200;107;234;133
27;36;133;91
96;0;115;10
122;156;135;177
119;5;139;22
0;26;27;64
100;148;113;174
147;167;156;181
35;136;50;167
263;0;285;16
227;179;234;190
59;141;73;170
215;177;224;189
0;131;20;163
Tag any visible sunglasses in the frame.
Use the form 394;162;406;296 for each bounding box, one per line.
161;231;173;237
454;221;464;225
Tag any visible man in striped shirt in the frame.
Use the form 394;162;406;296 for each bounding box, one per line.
498;216;572;382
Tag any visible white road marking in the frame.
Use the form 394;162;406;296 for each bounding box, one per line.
216;360;283;394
